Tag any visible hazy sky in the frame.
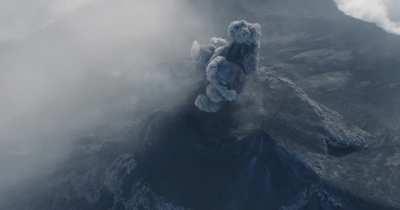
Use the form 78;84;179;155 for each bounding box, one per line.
1;0;400;42
0;0;203;194
0;0;400;43
335;0;400;35
0;0;95;42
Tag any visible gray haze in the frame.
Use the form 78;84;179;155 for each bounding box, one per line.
1;0;399;202
0;0;212;195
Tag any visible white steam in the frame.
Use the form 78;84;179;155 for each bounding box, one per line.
334;0;400;35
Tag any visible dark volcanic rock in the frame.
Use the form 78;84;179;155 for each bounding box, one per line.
134;108;326;210
2;74;398;210
237;69;371;155
125;106;391;210
3;0;400;210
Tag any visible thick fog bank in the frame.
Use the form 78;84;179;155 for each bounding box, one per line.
0;0;212;195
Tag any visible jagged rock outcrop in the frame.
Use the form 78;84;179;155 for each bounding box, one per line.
103;154;187;210
237;69;371;155
133;109;387;210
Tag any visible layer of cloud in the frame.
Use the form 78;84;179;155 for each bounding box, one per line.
334;0;400;35
0;0;97;42
0;0;207;195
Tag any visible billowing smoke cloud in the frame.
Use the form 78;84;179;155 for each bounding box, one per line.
334;0;400;35
0;0;210;196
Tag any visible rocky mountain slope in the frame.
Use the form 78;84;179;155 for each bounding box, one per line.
2;0;400;209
